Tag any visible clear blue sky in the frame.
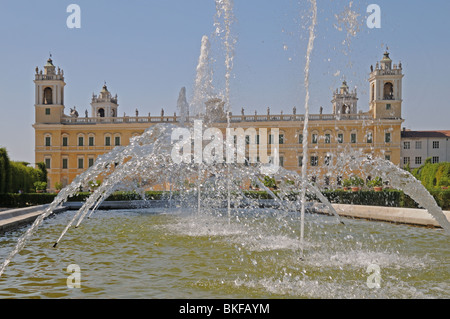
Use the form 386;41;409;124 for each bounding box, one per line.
0;0;449;163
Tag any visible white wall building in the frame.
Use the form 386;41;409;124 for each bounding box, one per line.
400;130;450;169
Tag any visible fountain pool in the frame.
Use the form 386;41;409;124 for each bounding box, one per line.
0;207;448;299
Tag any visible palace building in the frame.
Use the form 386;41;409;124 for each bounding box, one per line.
33;51;404;191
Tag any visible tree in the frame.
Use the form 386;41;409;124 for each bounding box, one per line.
0;148;50;193
412;160;450;189
0;148;12;193
36;162;48;183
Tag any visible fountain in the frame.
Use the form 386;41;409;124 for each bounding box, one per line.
0;1;449;298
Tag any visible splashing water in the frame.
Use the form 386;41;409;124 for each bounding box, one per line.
334;1;363;56
0;121;347;277
214;0;236;113
215;0;236;220
177;87;189;126
299;0;318;257
191;35;214;118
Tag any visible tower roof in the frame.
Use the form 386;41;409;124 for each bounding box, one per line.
381;51;392;62
339;80;349;94
45;58;54;67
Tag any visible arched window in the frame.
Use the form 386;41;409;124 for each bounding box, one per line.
44;87;53;105
383;82;394;100
98;108;105;117
371;84;375;101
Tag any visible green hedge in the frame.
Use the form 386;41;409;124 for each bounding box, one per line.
241;189;449;210
0;191;166;208
0;193;57;208
321;190;418;208
428;189;450;210
0;189;448;210
67;191;166;202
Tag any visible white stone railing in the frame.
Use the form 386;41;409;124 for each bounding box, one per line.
61;113;378;125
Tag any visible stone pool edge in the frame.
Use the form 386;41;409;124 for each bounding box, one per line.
313;204;450;229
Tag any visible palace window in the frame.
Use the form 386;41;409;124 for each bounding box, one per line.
62;158;68;170
385;155;391;161
432;156;440;164
44;158;51;169
310;156;319;167
385;133;391;143
403;142;410;150
62;136;68;147
45;108;51;115
78;136;84;147
115;136;121;146
337;133;344;144
312;134;318;144
415;157;422;165
88;158;95;168
403;157;410;165
45;136;51;147
432;141;440;149
89;136;95;147
325;134;331;144
351;133;357;144
325;155;332;166
78;158;84;169
298;134;303;144
298;156;303;167
386;104;391;110
366;132;373;144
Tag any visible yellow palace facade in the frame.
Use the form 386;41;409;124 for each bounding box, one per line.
33;51;404;191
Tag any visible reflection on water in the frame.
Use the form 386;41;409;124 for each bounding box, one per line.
0;209;448;299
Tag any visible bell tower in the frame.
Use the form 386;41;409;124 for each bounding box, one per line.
34;56;66;124
91;84;119;118
332;80;358;116
369;50;404;119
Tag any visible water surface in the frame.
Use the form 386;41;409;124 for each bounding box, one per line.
0;209;448;299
